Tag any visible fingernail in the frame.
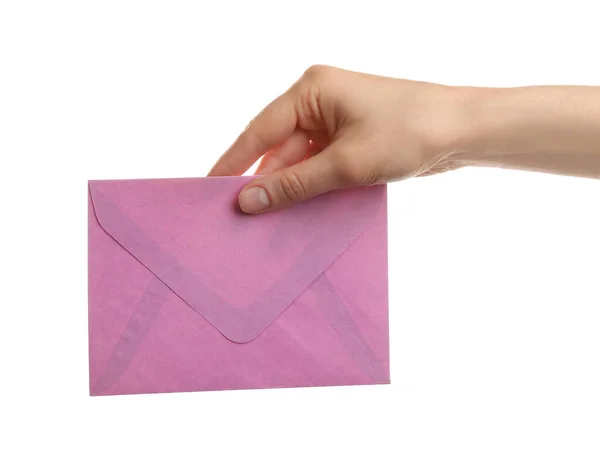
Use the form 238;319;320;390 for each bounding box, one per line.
239;187;270;213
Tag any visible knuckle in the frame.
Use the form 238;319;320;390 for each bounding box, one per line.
330;151;378;186
240;129;267;157
250;131;268;152
302;64;332;83
302;65;324;81
277;171;308;203
296;65;339;131
335;158;364;185
295;82;322;128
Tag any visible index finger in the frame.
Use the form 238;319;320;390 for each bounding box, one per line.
208;89;298;176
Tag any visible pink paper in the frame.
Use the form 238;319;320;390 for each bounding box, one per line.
88;176;390;395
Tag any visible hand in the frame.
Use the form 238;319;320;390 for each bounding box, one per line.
209;65;600;213
208;65;473;213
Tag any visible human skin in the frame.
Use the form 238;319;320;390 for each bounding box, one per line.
208;65;600;214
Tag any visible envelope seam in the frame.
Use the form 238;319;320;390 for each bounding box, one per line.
91;278;167;395
313;273;390;384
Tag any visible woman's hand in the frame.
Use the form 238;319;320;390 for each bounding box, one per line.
208;65;474;213
209;65;600;214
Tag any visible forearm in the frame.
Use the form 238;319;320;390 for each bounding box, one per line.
454;85;600;178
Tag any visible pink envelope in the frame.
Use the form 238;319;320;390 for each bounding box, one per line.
88;176;390;395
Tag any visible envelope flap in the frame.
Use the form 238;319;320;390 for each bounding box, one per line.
89;176;385;343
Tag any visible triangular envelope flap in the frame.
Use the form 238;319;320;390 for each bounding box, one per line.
89;176;384;343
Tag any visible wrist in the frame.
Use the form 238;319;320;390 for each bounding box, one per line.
416;85;502;172
428;84;600;178
443;86;507;168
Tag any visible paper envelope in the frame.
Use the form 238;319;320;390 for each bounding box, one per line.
88;176;390;395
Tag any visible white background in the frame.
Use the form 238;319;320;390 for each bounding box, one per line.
1;1;599;455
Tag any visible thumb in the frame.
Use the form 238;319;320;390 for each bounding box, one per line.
238;151;341;214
